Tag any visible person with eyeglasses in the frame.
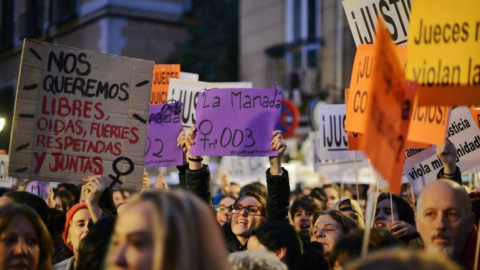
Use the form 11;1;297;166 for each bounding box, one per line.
177;128;289;252
215;195;236;226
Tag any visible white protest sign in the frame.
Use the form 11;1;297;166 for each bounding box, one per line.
342;0;412;46
220;156;268;182
180;72;199;81
167;79;252;128
317;104;362;160
0;155;14;188
8;39;153;190
404;107;480;194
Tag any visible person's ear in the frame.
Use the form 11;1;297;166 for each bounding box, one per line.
274;247;287;262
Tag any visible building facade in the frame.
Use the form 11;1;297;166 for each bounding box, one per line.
0;0;191;151
240;0;356;105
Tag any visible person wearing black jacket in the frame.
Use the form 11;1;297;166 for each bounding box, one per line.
177;128;290;252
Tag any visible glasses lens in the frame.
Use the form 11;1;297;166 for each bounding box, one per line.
246;206;258;215
232;205;242;213
216;206;226;212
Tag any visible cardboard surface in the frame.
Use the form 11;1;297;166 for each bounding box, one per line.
8;39;153;190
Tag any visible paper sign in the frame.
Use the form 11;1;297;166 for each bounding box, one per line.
151;64;180;105
404;107;480;194
316;104;362;159
361;19;416;194
180;72;199;81
190;88;281;156
343;0;412;46
8;39;153;190
145;102;184;167
220;156;268;182
167;79;252;128
405;0;480;106
0;155;14;188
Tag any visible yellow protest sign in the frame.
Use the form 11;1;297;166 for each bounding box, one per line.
406;0;480;106
362;18;416;195
151;64;180;105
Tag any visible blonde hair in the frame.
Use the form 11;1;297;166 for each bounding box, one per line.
107;190;229;270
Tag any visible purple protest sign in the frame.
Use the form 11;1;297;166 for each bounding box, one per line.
145;102;184;167
191;88;282;156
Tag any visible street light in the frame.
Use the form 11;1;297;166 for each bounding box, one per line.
0;118;5;132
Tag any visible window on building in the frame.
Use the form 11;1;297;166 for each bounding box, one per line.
18;0;43;39
0;0;14;50
286;0;320;92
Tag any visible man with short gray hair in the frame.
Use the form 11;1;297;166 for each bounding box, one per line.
415;179;478;269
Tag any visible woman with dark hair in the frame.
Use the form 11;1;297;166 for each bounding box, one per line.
374;192;418;244
310;210;358;258
77;216;116;270
0;203;53;270
54;190;75;213
248;221;303;270
330;228;400;269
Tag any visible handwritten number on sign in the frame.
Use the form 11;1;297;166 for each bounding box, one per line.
152;139;164;157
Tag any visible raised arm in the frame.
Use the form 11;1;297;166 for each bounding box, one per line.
266;130;290;222
436;138;462;185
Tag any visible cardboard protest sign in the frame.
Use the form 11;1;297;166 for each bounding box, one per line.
220;156;268;182
361;19;416;194
310;131;367;172
343;0;412;46
151;64;180;105
405;0;480;106
316;104;362;159
404;107;480;194
167;79;252;128
0;155;14;188
145;102;183;167
190;88;281;156
8;39;153;190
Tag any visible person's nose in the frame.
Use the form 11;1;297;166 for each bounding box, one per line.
239;208;249;217
315;228;325;238
113;244;127;267
434;212;446;231
13;239;28;255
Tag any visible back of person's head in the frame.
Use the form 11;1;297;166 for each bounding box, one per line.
0;203;53;269
289;195;323;220
228;250;288;270
298;242;329;270
239;182;267;199
3;191;50;224
251;221;303;270
331;228;400;268
310;187;327;209
57;183;81;204
377;193;415;225
106;190;229;270
345;248;462;270
77;216;116;270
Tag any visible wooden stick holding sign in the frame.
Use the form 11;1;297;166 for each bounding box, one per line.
8;39;153;190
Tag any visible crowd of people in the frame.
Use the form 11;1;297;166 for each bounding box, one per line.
0;128;479;270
